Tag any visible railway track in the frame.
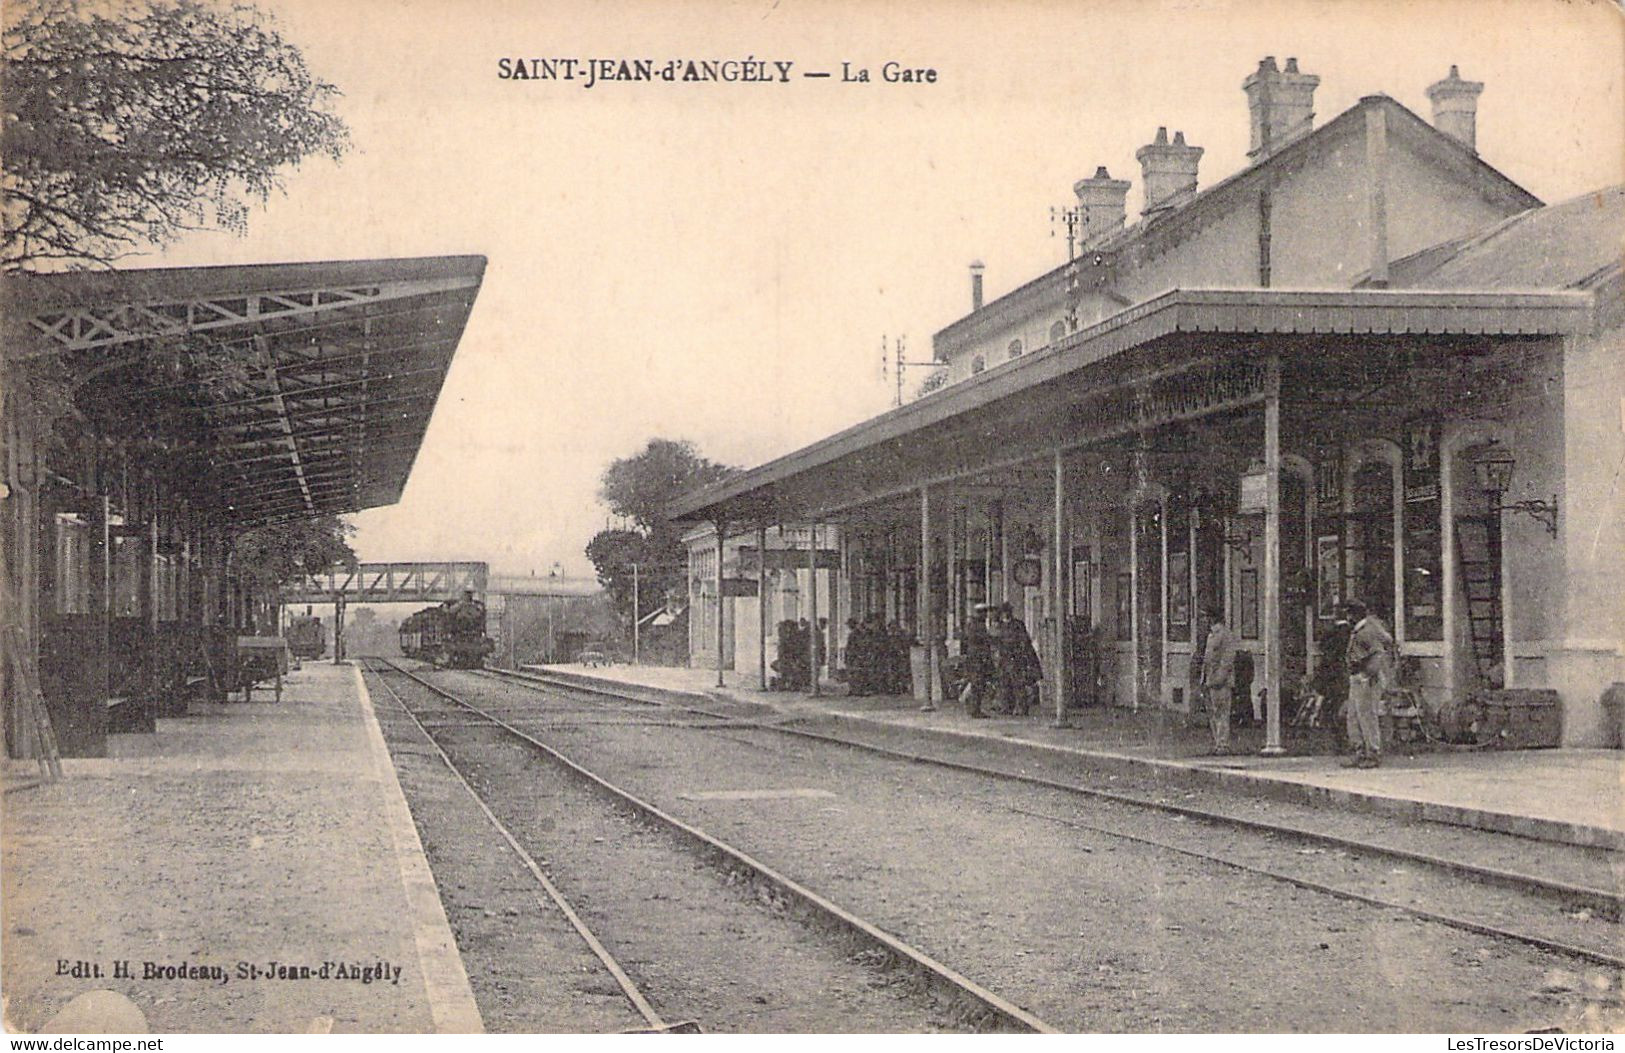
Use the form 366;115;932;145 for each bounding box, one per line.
363;657;1057;1034
472;664;1624;973
364;661;692;1033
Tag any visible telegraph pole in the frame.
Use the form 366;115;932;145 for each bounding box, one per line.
883;334;948;408
631;562;641;665
1052;202;1086;332
1050;202;1083;261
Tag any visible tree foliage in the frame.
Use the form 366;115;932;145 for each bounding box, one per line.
916;365;951;398
597;438;735;531
586;439;736;640
232;514;355;593
584;528;649;624
2;0;351;269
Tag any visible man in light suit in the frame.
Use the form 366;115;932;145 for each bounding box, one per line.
1342;599;1395;769
1201;606;1237;754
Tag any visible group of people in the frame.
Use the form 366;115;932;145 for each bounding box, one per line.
843;615;916;696
958;603;1044;718
839;604;1043;709
770;618;826;691
1198;598;1396;767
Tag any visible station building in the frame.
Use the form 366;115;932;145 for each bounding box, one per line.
671;59;1623;747
2;255;486;756
683;522;842;683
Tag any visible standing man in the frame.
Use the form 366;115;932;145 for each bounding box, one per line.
1342;600;1394;768
997;603;1043;717
1201;605;1237;754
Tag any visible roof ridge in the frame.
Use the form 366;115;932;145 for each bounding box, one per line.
937;96;1541;346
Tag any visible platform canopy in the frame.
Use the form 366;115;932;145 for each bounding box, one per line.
3;255;486;528
666;286;1593;527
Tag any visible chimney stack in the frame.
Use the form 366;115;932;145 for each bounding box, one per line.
1243;55;1321;162
1074;166;1132;247
1426;65;1484;153
969;260;985;311
1136;128;1203;217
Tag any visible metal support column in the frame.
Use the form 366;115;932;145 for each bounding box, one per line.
715;522;727;689
757;525;768;690
333;593;346;664
1262;354;1285;755
1053;449;1070;725
1127;494;1139;712
983;503;993;610
997;499;1009;606
919;487;936;711
836;526;849;680
808;523;820;696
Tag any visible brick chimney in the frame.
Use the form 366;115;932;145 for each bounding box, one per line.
1243;56;1321;162
1136;128;1203;217
1074;166;1132;247
969;260;985;311
1426;65;1484;153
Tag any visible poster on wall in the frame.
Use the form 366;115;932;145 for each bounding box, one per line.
1315;451;1343;513
1167;549;1191;640
1404;419;1441;502
1071;545;1092;619
1238;568;1260;639
1316;534;1342;619
1238;469;1269;513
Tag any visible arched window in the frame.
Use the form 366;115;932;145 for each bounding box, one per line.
970;355;985;375
1049;320;1067;345
1008;338;1024;359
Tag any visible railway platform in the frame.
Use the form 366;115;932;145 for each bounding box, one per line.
1;661;482;1034
533;662;1624;851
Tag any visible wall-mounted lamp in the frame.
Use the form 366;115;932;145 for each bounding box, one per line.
1472;446;1558;538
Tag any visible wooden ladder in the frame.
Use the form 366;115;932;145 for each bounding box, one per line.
1454;514;1503;684
4;622;62;782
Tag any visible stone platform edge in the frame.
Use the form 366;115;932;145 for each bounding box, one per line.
352;664;485;1033
533;666;1621;852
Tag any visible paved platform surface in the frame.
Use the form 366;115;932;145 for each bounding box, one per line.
1;662;481;1034
537;662;1625;850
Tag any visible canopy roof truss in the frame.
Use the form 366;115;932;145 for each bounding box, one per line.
4;256;486;530
669;287;1593;528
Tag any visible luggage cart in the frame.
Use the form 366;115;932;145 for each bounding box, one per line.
234;637;291;702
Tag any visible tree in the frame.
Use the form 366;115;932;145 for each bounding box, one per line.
586;439;736;645
232;515;355;594
598;438;735;531
916;366;951;398
2;0;351;270
584;528;649;625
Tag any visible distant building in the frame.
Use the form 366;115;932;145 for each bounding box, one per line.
671;59;1624;746
682;523;842;683
485;573;613;666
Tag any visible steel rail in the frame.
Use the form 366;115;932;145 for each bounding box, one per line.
482;666;1625;969
377;659;1057;1034
363;660;688;1034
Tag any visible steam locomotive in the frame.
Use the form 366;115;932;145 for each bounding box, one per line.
285;609;326;660
398;591;493;669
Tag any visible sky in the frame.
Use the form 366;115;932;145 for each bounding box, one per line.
145;0;1625;576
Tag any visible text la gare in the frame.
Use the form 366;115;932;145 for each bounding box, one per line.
845;62;937;84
